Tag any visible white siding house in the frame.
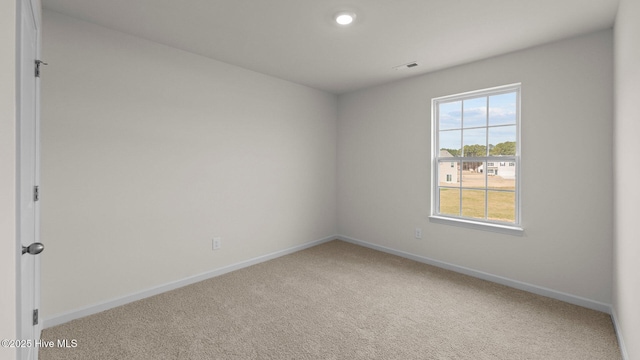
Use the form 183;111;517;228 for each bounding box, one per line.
439;150;459;184
478;161;516;179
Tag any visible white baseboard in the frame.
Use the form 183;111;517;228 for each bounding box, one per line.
45;234;624;358
44;234;614;327
336;234;612;314
43;236;335;328
611;307;629;360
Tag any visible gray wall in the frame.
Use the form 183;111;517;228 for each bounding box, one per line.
29;2;640;357
614;0;640;357
337;30;614;305
41;7;619;336
41;11;338;317
0;0;18;352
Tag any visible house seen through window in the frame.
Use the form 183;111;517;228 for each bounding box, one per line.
432;84;520;226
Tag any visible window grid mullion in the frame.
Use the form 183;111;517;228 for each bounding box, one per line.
459;101;463;216
484;96;489;220
438;123;516;132
438;157;517;162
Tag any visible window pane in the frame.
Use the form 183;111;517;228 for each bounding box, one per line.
439;160;459;186
488;161;516;190
439;130;461;157
462;161;485;189
462;128;487;156
488;126;516;155
489;92;517;126
439;188;460;216
433;85;520;226
462;189;485;219
463;97;487;128
488;191;515;222
439;101;462;130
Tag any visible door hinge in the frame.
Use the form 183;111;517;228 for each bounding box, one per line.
33;186;39;202
33;309;38;326
35;60;48;78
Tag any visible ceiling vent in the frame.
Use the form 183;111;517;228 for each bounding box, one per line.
393;62;419;70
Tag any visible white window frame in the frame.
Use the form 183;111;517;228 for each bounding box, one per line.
430;83;523;234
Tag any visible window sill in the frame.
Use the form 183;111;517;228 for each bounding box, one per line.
429;216;524;236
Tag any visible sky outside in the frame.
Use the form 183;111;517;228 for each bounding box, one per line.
438;92;517;155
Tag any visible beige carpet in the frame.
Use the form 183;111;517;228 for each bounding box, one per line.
40;240;620;359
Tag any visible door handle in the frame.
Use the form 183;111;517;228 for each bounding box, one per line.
22;242;44;255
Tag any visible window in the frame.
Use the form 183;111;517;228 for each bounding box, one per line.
432;84;520;227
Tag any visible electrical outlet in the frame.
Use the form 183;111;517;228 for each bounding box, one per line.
415;228;422;239
212;237;221;250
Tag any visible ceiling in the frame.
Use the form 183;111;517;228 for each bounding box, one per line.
42;0;620;94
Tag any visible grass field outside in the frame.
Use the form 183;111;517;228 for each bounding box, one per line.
439;171;515;222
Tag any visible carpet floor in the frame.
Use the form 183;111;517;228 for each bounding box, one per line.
40;240;621;359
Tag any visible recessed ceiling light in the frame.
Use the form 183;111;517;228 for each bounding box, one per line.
335;12;356;25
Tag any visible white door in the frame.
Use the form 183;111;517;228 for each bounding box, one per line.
19;0;42;359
